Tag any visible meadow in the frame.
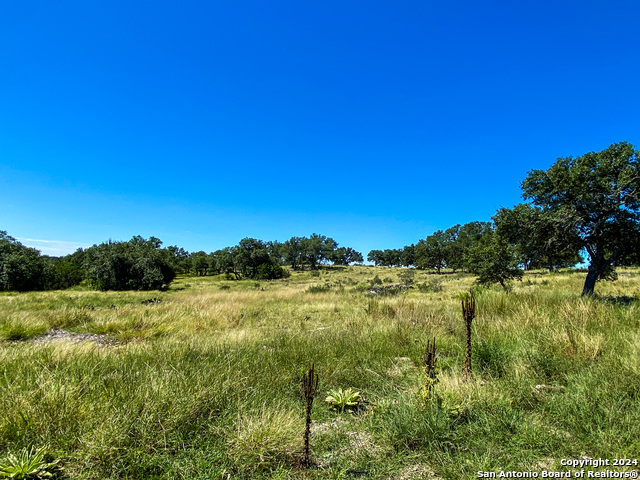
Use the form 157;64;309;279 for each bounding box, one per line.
1;266;639;479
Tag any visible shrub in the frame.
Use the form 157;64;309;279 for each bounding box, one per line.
306;285;331;293
255;264;289;280
417;278;443;293
398;269;416;286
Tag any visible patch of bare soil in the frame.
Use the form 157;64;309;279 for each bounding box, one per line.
395;464;443;480
32;329;120;346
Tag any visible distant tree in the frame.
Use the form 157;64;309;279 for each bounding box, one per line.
191;251;209;276
443;224;463;272
379;249;403;267
455;221;493;272
367;249;384;266
283;236;305;270
211;248;239;278
400;244;416;267
233;238;272;278
167;245;191;274
415;230;449;274
83;236;176;290
300;234;337;269
0;231;45;291
43;257;83;290
521;142;640;295
232;238;288;279
493;204;582;271
467;229;523;291
265;240;285;265
331;247;364;265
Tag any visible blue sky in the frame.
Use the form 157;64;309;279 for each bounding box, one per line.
1;1;639;257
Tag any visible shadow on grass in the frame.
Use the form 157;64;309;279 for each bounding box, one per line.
597;295;638;306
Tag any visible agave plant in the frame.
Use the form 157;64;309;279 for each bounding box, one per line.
0;446;61;479
325;388;361;413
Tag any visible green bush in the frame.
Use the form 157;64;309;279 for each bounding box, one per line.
417;278;443;293
254;264;289;280
306;285;331;293
83;236;176;291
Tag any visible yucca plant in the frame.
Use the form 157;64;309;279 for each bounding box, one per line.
325;388;361;413
0;446;62;479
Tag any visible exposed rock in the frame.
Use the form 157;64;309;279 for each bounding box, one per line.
141;298;163;305
32;329;120;346
368;284;414;294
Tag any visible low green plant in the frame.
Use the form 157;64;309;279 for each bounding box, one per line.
397;269;416;286
417;278;443;293
0;446;62;479
306;285;331;293
325;388;362;413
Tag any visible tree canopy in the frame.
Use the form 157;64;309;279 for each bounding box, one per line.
521;141;640;295
83;236;176;290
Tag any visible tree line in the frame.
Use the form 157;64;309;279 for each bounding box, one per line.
366;141;640;295
2;142;638;295
0;232;363;292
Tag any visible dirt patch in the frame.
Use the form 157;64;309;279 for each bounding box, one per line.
388;356;417;377
395;464;443;480
346;431;379;454
32;329;120;346
311;417;345;436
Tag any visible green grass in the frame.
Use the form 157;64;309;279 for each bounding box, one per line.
1;267;639;478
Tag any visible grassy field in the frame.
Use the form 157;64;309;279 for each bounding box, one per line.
1;266;639;479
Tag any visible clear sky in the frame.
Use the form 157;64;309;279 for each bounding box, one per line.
1;1;639;257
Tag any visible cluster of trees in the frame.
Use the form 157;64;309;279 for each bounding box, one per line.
368;221;494;272
0;231;55;291
168;234;363;278
368;141;640;295
367;222;527;289
0;233;176;292
2;143;638;295
0;232;364;292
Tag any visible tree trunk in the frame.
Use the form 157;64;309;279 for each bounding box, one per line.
581;264;601;296
581;255;612;296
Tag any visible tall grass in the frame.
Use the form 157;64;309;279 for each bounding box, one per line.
1;268;639;478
